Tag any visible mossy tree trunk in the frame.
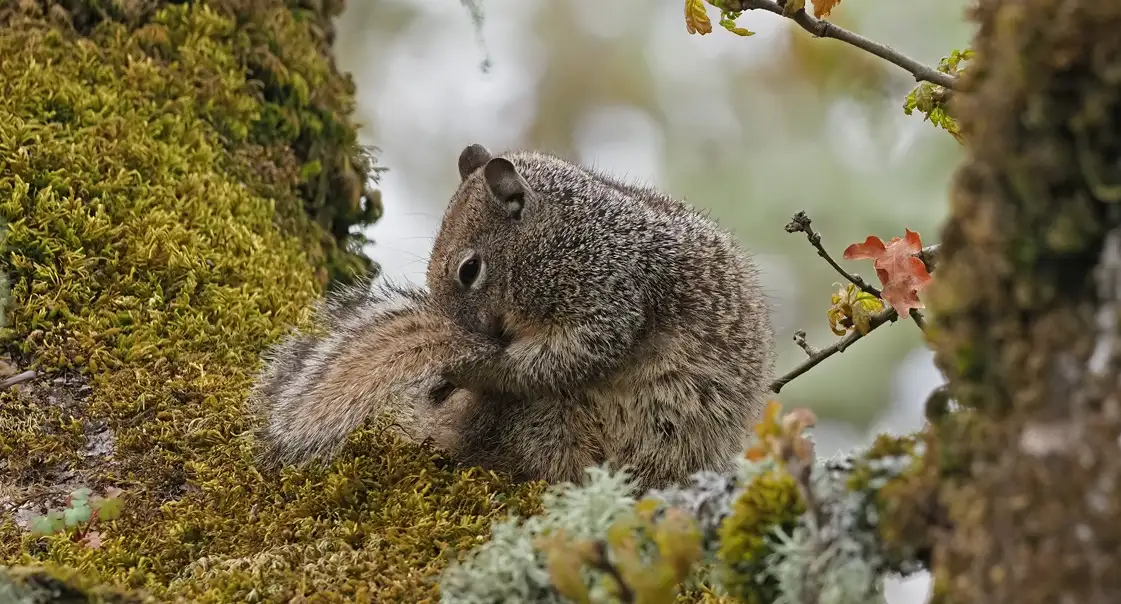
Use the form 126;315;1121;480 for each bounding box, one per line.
0;1;544;601
927;0;1121;600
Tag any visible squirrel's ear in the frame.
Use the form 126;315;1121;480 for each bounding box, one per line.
482;157;529;219
458;144;492;181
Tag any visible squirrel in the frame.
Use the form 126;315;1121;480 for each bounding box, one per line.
248;278;482;469
249;144;775;492
424;144;776;490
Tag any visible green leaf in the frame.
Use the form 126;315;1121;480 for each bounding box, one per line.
70;487;92;503
95;495;125;521
717;10;755;36
65;502;92;527
851;290;885;335
29;514;61;536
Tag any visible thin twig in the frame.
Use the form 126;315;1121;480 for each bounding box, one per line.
909;308;928;331
792;329;818;357
785;211;881;297
589;540;634;603
0;370;37;391
726;0;958;90
770;307;900;393
771;242;942;392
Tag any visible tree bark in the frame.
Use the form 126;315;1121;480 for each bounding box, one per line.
928;0;1121;601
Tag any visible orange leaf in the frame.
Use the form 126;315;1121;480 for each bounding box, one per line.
755;400;783;440
685;0;713;35
842;235;887;261
811;0;842;18
843;230;934;317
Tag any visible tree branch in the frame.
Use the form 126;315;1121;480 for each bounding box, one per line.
724;0;958;90
785;211;881;297
792;329;818;357
770;231;942;393
770;307;900;393
917;244;941;273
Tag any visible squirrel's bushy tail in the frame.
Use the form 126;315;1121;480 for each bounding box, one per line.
247;278;444;469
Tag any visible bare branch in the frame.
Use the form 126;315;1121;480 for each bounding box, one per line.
725;0;958;90
909;308;929;331
792;329;818;357
785;211;881;297
770;307;900;393
0;370;37;391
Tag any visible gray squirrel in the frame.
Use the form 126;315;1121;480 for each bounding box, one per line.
249;144;775;491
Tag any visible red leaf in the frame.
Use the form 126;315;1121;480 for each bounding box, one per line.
843;230;933;317
842;236;887;260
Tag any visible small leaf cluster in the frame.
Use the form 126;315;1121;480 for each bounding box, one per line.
685;0;756;36
904;49;975;143
685;0;844;38
828;283;885;336
745;401;817;465
27;487;124;548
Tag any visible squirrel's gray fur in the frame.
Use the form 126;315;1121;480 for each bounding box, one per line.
249;144;775;492
425;144;776;490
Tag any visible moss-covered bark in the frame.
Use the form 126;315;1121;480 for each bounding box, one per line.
0;1;544;601
926;0;1121;600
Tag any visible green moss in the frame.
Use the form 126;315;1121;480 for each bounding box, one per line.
0;564;151;603
0;218;8;329
844;434;919;494
1;0;382;287
0;2;543;600
715;466;803;604
846;434;937;572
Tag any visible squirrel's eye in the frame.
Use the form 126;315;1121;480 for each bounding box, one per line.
456;252;484;288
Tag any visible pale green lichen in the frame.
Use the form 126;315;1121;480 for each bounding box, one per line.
439;465;640;603
439;436;934;604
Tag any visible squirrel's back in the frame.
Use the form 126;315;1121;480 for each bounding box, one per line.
573;156;776;486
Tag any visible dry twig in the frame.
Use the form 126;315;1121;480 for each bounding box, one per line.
0;370;37;391
792;329;818;357
771;307;899;393
723;0;958;89
785;211;881;297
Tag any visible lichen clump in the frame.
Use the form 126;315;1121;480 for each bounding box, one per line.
0;2;543;600
715;465;804;604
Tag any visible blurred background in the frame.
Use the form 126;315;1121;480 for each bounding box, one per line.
334;2;971;601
